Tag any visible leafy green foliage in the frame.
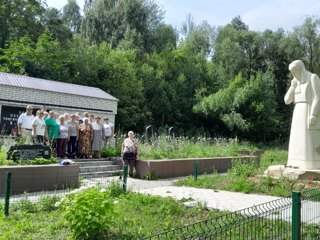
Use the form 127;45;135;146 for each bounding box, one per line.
61;188;117;239
1;0;320;142
194;73;284;141
101;146;121;157
0;184;220;239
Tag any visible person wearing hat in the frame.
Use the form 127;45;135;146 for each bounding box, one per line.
17;105;35;144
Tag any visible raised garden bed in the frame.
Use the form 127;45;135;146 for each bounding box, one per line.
0;164;79;195
135;156;260;179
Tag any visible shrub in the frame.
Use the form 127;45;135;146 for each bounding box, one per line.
61;188;118;239
101;146;121;157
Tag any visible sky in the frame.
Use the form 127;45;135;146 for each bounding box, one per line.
46;0;320;31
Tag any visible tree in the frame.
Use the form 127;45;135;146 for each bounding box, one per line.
213;24;265;79
0;30;68;80
194;73;284;141
62;0;82;34
230;16;248;31
293;16;320;73
81;0;163;52
0;0;45;48
43;8;73;43
0;36;35;74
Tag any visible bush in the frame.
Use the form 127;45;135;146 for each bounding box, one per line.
101;146;121;157
61;188;118;239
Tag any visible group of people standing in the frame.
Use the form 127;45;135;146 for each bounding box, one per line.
17;105;114;159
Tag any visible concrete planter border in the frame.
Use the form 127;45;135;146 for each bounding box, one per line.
135;156;260;179
0;164;79;195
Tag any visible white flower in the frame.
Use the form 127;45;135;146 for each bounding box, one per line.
113;200;119;204
54;201;61;208
100;188;107;193
70;189;81;195
79;186;88;191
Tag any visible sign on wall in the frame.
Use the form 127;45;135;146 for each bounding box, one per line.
0;106;28;135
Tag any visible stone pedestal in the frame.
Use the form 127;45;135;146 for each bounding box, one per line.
264;165;320;180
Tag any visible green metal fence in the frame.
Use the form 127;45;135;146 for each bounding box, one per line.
300;189;320;239
143;189;320;240
1;164;128;216
143;196;293;239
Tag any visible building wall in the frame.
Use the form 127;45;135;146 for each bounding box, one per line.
0;85;118;135
0;85;117;114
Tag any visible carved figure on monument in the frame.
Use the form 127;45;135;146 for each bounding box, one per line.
285;60;320;169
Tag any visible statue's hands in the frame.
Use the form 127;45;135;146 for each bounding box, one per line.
309;115;317;126
290;79;298;89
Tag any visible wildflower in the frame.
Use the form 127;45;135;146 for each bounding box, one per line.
54;201;61;208
69;188;81;195
79;186;88;191
100;188;107;193
114;200;119;204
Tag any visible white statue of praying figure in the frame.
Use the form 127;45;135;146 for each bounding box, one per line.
285;60;320;169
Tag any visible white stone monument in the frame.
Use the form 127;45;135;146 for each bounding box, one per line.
285;60;320;170
265;60;320;180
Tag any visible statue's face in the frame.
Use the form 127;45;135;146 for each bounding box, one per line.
290;67;303;80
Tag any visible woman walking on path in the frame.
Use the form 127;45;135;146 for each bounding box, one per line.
121;131;138;177
78;118;93;158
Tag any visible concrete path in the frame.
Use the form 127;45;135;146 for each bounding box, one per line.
135;185;280;212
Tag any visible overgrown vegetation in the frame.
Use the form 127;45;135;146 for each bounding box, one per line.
101;135;256;159
0;184;223;239
174;149;320;197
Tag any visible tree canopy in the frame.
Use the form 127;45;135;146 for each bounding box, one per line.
1;1;319;142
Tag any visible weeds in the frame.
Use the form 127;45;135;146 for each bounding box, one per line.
1;185;222;239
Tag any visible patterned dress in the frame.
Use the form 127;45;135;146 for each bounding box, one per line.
78;124;93;156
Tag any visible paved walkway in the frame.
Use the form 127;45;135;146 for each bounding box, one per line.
135;185;280;212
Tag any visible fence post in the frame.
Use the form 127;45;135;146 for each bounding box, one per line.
292;191;301;240
4;172;12;217
123;165;128;192
193;161;198;181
